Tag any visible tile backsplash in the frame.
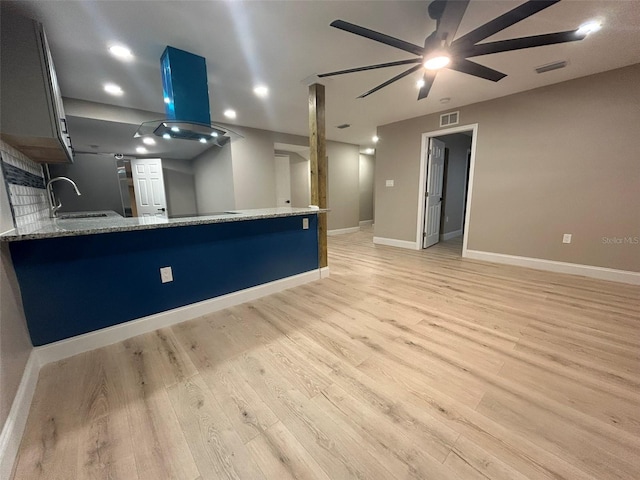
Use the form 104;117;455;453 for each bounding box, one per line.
0;140;49;229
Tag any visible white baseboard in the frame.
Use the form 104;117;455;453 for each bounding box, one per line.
0;351;40;480
359;220;373;227
320;266;330;279
327;226;360;236
373;236;419;250
36;269;322;366
465;250;640;285
440;229;462;241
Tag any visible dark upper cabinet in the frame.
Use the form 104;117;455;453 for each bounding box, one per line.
0;8;74;163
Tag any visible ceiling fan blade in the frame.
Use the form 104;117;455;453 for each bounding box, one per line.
435;0;470;44
417;71;437;100
358;64;423;98
452;0;560;47
318;58;422;78
330;20;424;56
448;58;506;82
463;30;586;57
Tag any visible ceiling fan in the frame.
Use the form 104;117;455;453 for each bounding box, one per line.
319;0;593;100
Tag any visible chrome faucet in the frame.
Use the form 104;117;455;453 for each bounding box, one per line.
46;177;81;218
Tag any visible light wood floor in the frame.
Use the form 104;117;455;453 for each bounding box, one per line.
12;228;640;479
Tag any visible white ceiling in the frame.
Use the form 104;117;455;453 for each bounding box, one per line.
6;0;640;153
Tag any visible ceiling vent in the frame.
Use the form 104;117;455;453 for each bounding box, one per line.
440;111;459;128
336;123;351;129
535;60;568;74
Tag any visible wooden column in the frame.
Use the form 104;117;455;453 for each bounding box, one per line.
309;83;328;268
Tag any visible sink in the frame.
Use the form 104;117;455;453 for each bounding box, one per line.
57;212;108;219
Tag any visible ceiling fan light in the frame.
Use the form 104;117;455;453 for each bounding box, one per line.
576;20;602;36
424;55;450;70
416;79;425;88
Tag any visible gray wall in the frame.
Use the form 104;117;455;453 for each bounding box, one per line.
0;141;33;437
436;133;471;235
49;153;124;215
359;154;375;222
162;158;197;216
192;143;236;213
375;64;640;272
164;169;197;216
230;126;278;209
327;142;360;231
227;125;361;230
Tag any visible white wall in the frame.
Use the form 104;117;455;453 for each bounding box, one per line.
192;143;236;213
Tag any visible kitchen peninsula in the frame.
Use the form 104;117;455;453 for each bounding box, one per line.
2;207;323;346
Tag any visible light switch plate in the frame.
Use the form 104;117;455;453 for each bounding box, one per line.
302;218;309;230
385;179;394;187
562;234;572;244
160;266;173;283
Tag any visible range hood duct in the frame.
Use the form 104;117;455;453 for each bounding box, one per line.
135;46;240;146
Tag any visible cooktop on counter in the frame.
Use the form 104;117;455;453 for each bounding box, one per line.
168;212;239;219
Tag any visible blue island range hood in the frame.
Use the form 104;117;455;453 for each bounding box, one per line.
135;46;236;147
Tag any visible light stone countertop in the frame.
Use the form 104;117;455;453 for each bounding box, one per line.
1;207;326;242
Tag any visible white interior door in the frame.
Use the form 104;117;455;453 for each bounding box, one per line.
423;138;445;248
274;155;291;207
130;158;168;218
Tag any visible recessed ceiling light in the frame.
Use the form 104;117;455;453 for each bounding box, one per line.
576;20;602;36
108;45;133;61
142;137;156;145
104;83;124;96
424;55;450;70
365;148;375;155
199;138;207;144
162;133;171;139
416;79;425;88
136;146;147;154
372;136;379;143
170;126;180;132
253;85;269;98
224;109;237;119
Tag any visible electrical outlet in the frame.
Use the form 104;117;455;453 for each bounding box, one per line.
302;217;309;230
445;216;449;223
562;234;572;244
385;179;394;187
160;266;173;283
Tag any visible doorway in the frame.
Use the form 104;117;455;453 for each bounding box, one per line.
274;155;292;207
130;158;168;218
417;124;477;256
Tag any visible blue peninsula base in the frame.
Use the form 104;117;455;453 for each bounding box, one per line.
9;215;319;346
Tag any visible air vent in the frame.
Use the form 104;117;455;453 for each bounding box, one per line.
535;60;568;74
336;123;351;129
440;111;459;127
